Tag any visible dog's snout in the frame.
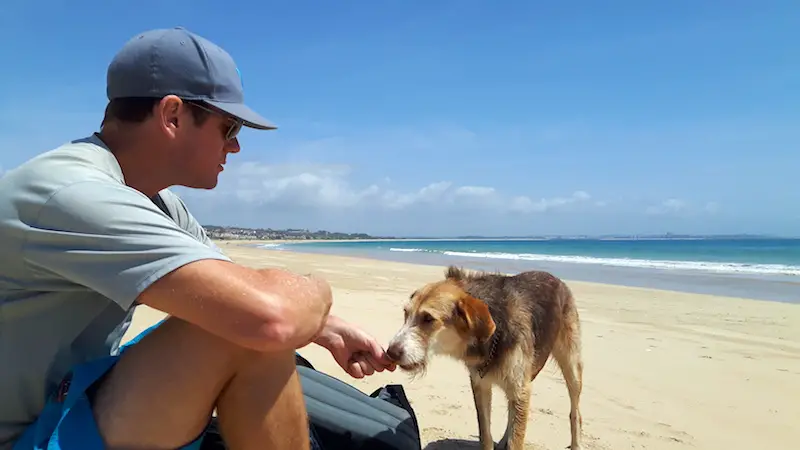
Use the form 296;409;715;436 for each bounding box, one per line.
386;342;404;362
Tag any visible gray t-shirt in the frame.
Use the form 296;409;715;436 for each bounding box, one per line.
0;134;232;447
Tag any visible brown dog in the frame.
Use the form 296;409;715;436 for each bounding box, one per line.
386;266;583;450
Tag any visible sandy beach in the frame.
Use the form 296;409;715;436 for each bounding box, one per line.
122;243;800;450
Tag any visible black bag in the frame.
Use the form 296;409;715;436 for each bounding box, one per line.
200;354;422;450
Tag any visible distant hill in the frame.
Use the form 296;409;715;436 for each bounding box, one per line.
202;225;790;241
202;225;390;241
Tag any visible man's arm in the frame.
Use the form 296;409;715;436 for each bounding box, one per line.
139;261;332;351
153;190;392;373
23;181;331;352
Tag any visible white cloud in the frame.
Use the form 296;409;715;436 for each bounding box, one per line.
704;201;721;214
645;198;686;215
644;198;722;216
508;190;593;214
227;162;380;209
180;162;599;217
176;163;737;236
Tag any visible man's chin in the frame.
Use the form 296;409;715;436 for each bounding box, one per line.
184;179;219;190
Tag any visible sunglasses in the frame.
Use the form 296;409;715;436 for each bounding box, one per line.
187;101;243;141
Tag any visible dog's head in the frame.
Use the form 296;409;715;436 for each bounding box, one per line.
386;267;496;376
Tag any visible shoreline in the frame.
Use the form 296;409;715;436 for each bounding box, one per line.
209;235;800;244
234;240;800;305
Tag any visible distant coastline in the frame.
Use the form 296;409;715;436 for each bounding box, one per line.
203;224;794;242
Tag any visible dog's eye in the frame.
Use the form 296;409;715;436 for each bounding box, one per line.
420;312;435;324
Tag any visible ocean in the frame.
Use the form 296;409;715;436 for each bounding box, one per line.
256;238;800;304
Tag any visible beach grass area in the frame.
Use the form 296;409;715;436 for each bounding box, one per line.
122;241;800;450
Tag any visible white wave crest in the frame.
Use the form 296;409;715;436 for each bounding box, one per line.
258;243;285;250
387;248;800;276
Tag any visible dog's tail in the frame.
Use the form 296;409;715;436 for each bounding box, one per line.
551;281;584;445
553;281;582;372
553;281;584;437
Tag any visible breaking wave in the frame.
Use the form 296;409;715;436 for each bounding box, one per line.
387;248;800;276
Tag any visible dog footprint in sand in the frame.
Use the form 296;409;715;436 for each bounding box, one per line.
655;422;693;444
431;403;463;416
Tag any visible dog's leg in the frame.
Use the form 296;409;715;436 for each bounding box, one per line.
503;383;532;450
554;341;583;449
469;373;494;450
497;402;513;450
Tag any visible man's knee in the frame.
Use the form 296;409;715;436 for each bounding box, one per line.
90;317;305;449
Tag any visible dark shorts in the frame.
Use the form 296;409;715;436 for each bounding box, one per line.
12;320;323;450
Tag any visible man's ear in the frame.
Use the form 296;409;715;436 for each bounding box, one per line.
157;95;183;137
454;293;496;342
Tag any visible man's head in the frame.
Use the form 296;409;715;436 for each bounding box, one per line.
101;27;275;191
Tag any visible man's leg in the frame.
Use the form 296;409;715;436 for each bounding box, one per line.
90;316;309;450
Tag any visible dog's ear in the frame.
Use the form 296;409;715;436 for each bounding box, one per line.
454;293;496;342
445;265;464;282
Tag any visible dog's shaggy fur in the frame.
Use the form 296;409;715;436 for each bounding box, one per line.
386;266;583;450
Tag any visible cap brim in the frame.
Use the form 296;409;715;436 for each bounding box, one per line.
205;100;278;130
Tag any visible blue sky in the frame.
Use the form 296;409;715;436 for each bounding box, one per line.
1;0;797;237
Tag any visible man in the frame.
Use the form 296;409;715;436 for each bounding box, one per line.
0;27;394;450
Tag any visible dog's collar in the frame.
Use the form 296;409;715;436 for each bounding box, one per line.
476;332;499;378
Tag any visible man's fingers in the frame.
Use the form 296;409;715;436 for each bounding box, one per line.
348;360;364;378
354;354;374;376
360;361;373;376
363;353;385;372
367;340;394;366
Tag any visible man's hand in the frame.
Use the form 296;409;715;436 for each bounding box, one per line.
314;315;397;379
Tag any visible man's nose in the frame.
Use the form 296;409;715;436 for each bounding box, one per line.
225;137;240;153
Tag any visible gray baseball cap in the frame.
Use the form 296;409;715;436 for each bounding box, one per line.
107;27;276;130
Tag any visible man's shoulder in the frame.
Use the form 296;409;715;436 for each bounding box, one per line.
0;135;125;196
153;188;195;227
154;188;222;252
0;135;130;229
156;188;187;209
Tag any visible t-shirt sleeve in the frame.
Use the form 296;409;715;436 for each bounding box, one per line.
22;181;233;310
157;189;227;256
